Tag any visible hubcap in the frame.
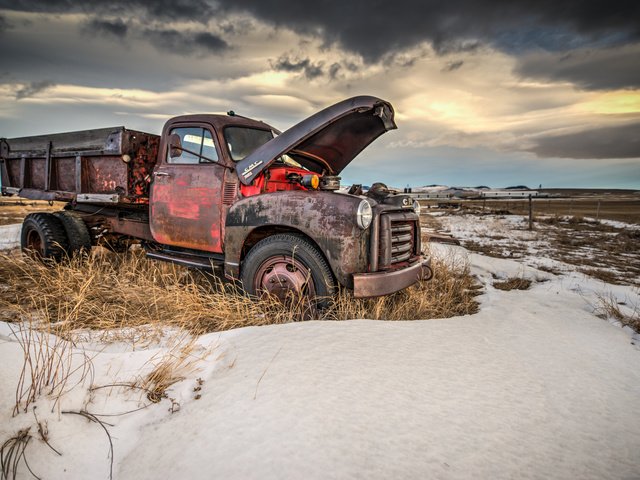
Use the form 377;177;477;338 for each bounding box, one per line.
25;229;43;256
254;255;316;302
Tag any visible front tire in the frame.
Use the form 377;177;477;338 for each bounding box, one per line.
241;234;336;310
20;212;69;261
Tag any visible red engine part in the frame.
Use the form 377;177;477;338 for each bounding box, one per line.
240;166;312;197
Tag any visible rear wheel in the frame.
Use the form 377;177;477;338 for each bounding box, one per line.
240;234;336;311
20;213;69;261
53;211;92;255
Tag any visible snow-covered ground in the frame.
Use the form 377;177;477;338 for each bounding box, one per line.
0;224;20;250
1;222;639;479
433;211;640;286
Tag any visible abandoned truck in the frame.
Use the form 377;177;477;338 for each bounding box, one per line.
0;95;432;301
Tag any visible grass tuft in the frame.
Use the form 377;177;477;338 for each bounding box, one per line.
594;293;640;332
0;428;37;480
7;317;93;416
493;277;532;291
138;336;203;403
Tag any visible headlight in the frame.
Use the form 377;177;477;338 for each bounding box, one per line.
357;200;373;229
413;199;421;216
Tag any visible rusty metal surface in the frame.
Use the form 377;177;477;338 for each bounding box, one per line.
353;257;432;298
1;128;159;203
236;95;396;185
150;164;225;252
104;216;154;241
149;120;228;252
224;190;370;287
148;115;271;253
378;210;420;268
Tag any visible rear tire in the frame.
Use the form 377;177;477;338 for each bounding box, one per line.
20;213;69;261
240;233;336;311
53;211;92;255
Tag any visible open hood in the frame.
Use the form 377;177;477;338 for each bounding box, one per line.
236;95;396;185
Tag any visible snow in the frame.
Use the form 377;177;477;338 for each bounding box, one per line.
0;224;20;250
1;226;639;479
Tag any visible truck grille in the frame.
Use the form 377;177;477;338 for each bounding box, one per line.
390;221;414;264
377;212;418;269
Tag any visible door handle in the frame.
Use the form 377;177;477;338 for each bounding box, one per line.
154;171;171;177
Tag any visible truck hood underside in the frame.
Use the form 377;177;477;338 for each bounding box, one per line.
235;95;396;185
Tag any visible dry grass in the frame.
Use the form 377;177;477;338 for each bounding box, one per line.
463;240;528;259
7;317;93;416
493;277;532;291
0;248;480;339
328;253;481;320
138;336;204;403
579;267;624;285
594;293;640;332
439;210;640;286
0;428;37;480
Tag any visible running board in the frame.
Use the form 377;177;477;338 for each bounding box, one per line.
146;250;224;271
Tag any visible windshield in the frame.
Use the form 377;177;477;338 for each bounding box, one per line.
224;127;274;161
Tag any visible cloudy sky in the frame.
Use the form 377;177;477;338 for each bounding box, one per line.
1;1;639;188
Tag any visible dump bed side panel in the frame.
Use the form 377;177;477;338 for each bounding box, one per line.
0;127;160;204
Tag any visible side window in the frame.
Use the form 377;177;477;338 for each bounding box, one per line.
167;127;218;164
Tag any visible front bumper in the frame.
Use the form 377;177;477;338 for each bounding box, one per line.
352;256;432;298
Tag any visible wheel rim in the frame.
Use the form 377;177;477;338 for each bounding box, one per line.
254;255;316;302
25;229;43;256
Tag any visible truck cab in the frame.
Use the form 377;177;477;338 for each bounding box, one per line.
1;96;432;304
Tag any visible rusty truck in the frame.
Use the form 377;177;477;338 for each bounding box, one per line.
0;95;432;303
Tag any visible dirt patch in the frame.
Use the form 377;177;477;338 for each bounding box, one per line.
493;277;532;291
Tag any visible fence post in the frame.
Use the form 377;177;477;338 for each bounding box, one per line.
528;194;533;230
596;200;601;221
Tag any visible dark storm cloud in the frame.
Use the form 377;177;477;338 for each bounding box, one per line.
272;55;324;79
328;63;341;80
214;0;640;61
530;123;640;159
443;60;464;72
0;14;8;34
84;18;128;38
516;45;640;90
0;0;214;22
0;0;215;23
194;32;228;52
15;80;56;99
143;28;228;55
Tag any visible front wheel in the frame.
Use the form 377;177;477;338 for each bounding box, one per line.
240;234;336;310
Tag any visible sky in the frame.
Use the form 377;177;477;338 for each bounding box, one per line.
0;1;639;189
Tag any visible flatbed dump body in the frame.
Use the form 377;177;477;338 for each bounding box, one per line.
0;127;159;204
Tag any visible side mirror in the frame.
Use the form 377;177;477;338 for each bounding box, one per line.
168;134;182;158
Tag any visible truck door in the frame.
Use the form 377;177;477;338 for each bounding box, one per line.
149;124;225;253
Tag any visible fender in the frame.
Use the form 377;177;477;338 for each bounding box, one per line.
224;190;370;288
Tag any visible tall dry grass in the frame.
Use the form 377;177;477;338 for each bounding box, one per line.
0;247;480;338
594;292;640;332
8;317;93;416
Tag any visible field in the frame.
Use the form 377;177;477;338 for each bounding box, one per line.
421;189;640;224
0;192;639;479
